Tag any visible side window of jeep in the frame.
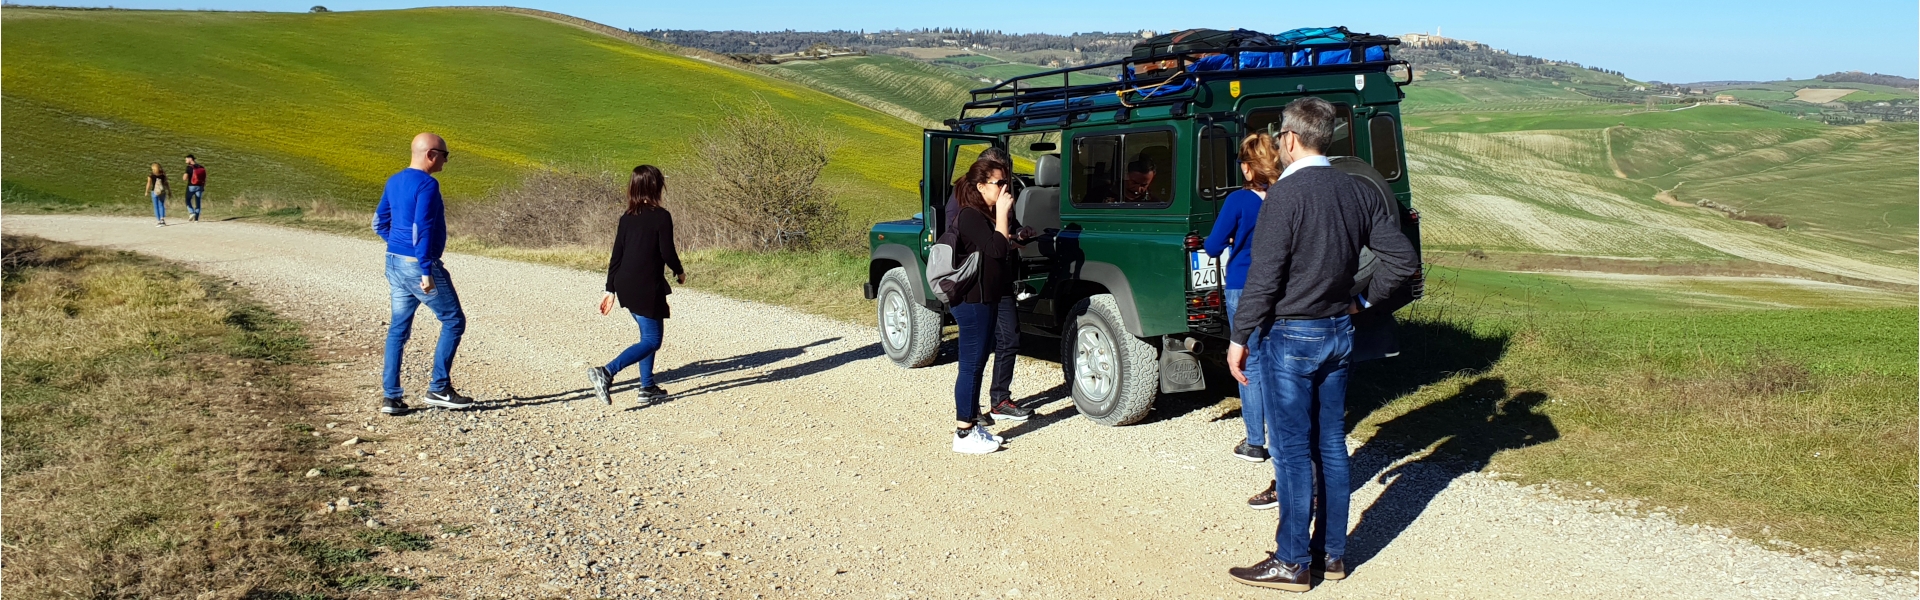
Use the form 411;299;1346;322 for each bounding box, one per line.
1073;130;1175;207
1246;103;1354;157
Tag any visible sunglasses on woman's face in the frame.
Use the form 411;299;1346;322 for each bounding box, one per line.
986;179;1011;187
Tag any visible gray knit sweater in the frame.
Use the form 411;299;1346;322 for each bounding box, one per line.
1228;165;1420;346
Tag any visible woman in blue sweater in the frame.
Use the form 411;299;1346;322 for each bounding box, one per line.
1205;132;1282;508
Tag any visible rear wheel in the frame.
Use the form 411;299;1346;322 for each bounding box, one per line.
877;267;941;368
1060;294;1158;426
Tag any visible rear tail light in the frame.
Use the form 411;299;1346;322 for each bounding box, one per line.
1184;232;1204;251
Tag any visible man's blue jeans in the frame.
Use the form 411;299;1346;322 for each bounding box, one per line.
1223;288;1267;446
1255;315;1353;565
382;253;465;398
184;185;204;217
605;312;663;387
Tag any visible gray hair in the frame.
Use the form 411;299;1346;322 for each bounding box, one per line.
1280;97;1337;153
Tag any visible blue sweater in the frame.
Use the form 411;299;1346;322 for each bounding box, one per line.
372;168;447;272
1204;188;1264;289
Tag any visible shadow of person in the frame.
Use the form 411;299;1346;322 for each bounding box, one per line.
1342;379;1558;566
664;341;884;402
477;337;843;411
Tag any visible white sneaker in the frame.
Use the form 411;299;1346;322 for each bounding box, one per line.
952;426;1001;454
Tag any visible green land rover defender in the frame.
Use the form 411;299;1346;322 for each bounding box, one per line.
864;29;1424;426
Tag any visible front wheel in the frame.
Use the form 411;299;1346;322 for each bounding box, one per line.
1060;294;1158;426
877;267;941;368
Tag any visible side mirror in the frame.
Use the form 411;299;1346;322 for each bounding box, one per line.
1029;142;1057;152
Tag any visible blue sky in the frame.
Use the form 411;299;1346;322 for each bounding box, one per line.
30;0;1919;82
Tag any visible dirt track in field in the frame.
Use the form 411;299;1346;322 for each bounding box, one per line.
8;215;1910;599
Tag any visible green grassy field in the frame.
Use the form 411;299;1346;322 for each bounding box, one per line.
1;235;434;595
1404;102;1916;285
1361;297;1917;569
767;54;978;126
0;7;925;226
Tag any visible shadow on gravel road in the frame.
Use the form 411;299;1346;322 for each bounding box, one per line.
477;338;845;411
1343;378;1559;567
663;340;883;402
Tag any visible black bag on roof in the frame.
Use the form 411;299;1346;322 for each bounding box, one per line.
1129;28;1276;61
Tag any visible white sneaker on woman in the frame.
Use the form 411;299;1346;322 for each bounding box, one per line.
952;426;1001;454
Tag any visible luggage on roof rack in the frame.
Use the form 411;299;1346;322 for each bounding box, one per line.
954;26;1406;127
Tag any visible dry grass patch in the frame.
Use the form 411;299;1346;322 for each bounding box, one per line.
0;235;427;597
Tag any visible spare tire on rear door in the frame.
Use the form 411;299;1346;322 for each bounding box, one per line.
1059;294;1158;426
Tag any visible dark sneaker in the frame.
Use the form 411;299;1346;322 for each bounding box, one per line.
989;400;1032;422
1227;555;1311;592
1234;439;1270;462
1316;556;1347;581
637;385;670;404
1248;480;1278;510
379;396;410;416
587;366;612;405
421;387;474;410
973;411;995;428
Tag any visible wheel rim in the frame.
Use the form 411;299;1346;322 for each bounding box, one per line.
1074;326;1116;404
881;291;909;351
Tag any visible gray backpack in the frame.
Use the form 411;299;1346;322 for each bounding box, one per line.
924;229;980;305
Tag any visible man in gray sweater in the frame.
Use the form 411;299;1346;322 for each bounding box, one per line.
1225;97;1420;592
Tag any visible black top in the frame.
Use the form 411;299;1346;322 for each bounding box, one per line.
953;206;1016;304
1229;166;1420;346
604;208;685;320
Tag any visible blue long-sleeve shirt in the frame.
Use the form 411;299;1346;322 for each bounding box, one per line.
1204;188;1264;289
372;168;447;272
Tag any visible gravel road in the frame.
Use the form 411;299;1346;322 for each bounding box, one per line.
9;215;1912;599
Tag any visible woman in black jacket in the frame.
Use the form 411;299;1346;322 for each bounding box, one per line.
948;158;1018;454
588;165;685;405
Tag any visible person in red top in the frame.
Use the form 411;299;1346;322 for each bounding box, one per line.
181;154;208;222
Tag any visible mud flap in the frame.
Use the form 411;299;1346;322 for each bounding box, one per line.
1158;336;1207;394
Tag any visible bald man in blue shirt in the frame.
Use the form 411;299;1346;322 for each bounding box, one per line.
372;132;473;415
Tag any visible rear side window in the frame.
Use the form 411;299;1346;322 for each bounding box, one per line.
1197;123;1238;199
1368;115;1403;181
1247;103;1354;157
1073;130;1175;207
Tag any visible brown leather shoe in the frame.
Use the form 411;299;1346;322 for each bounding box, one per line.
1317;556;1347;580
1248;480;1278;510
1227;556;1311;592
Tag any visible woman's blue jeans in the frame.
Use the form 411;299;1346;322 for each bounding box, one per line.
1223;288;1268;446
151;194;166;220
606;312;664;387
950;301;995;423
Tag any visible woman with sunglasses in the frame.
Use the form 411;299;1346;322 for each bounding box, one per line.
947;157;1019;454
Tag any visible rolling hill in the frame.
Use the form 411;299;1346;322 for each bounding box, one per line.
0;7;926;226
763;54;977;127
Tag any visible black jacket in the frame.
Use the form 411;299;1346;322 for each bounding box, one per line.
1229;166;1419;346
605;208;685;320
953;206;1016;304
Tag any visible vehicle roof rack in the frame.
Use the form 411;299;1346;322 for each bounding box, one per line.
955;39;1407;130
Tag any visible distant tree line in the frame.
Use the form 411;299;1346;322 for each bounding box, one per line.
1816;71;1918;89
633;28;1142;62
1397;41;1625;82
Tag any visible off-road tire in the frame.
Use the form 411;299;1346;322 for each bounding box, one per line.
877;267;942;368
1059;294;1158;426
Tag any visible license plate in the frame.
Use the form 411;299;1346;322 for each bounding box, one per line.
1189;251;1221;289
